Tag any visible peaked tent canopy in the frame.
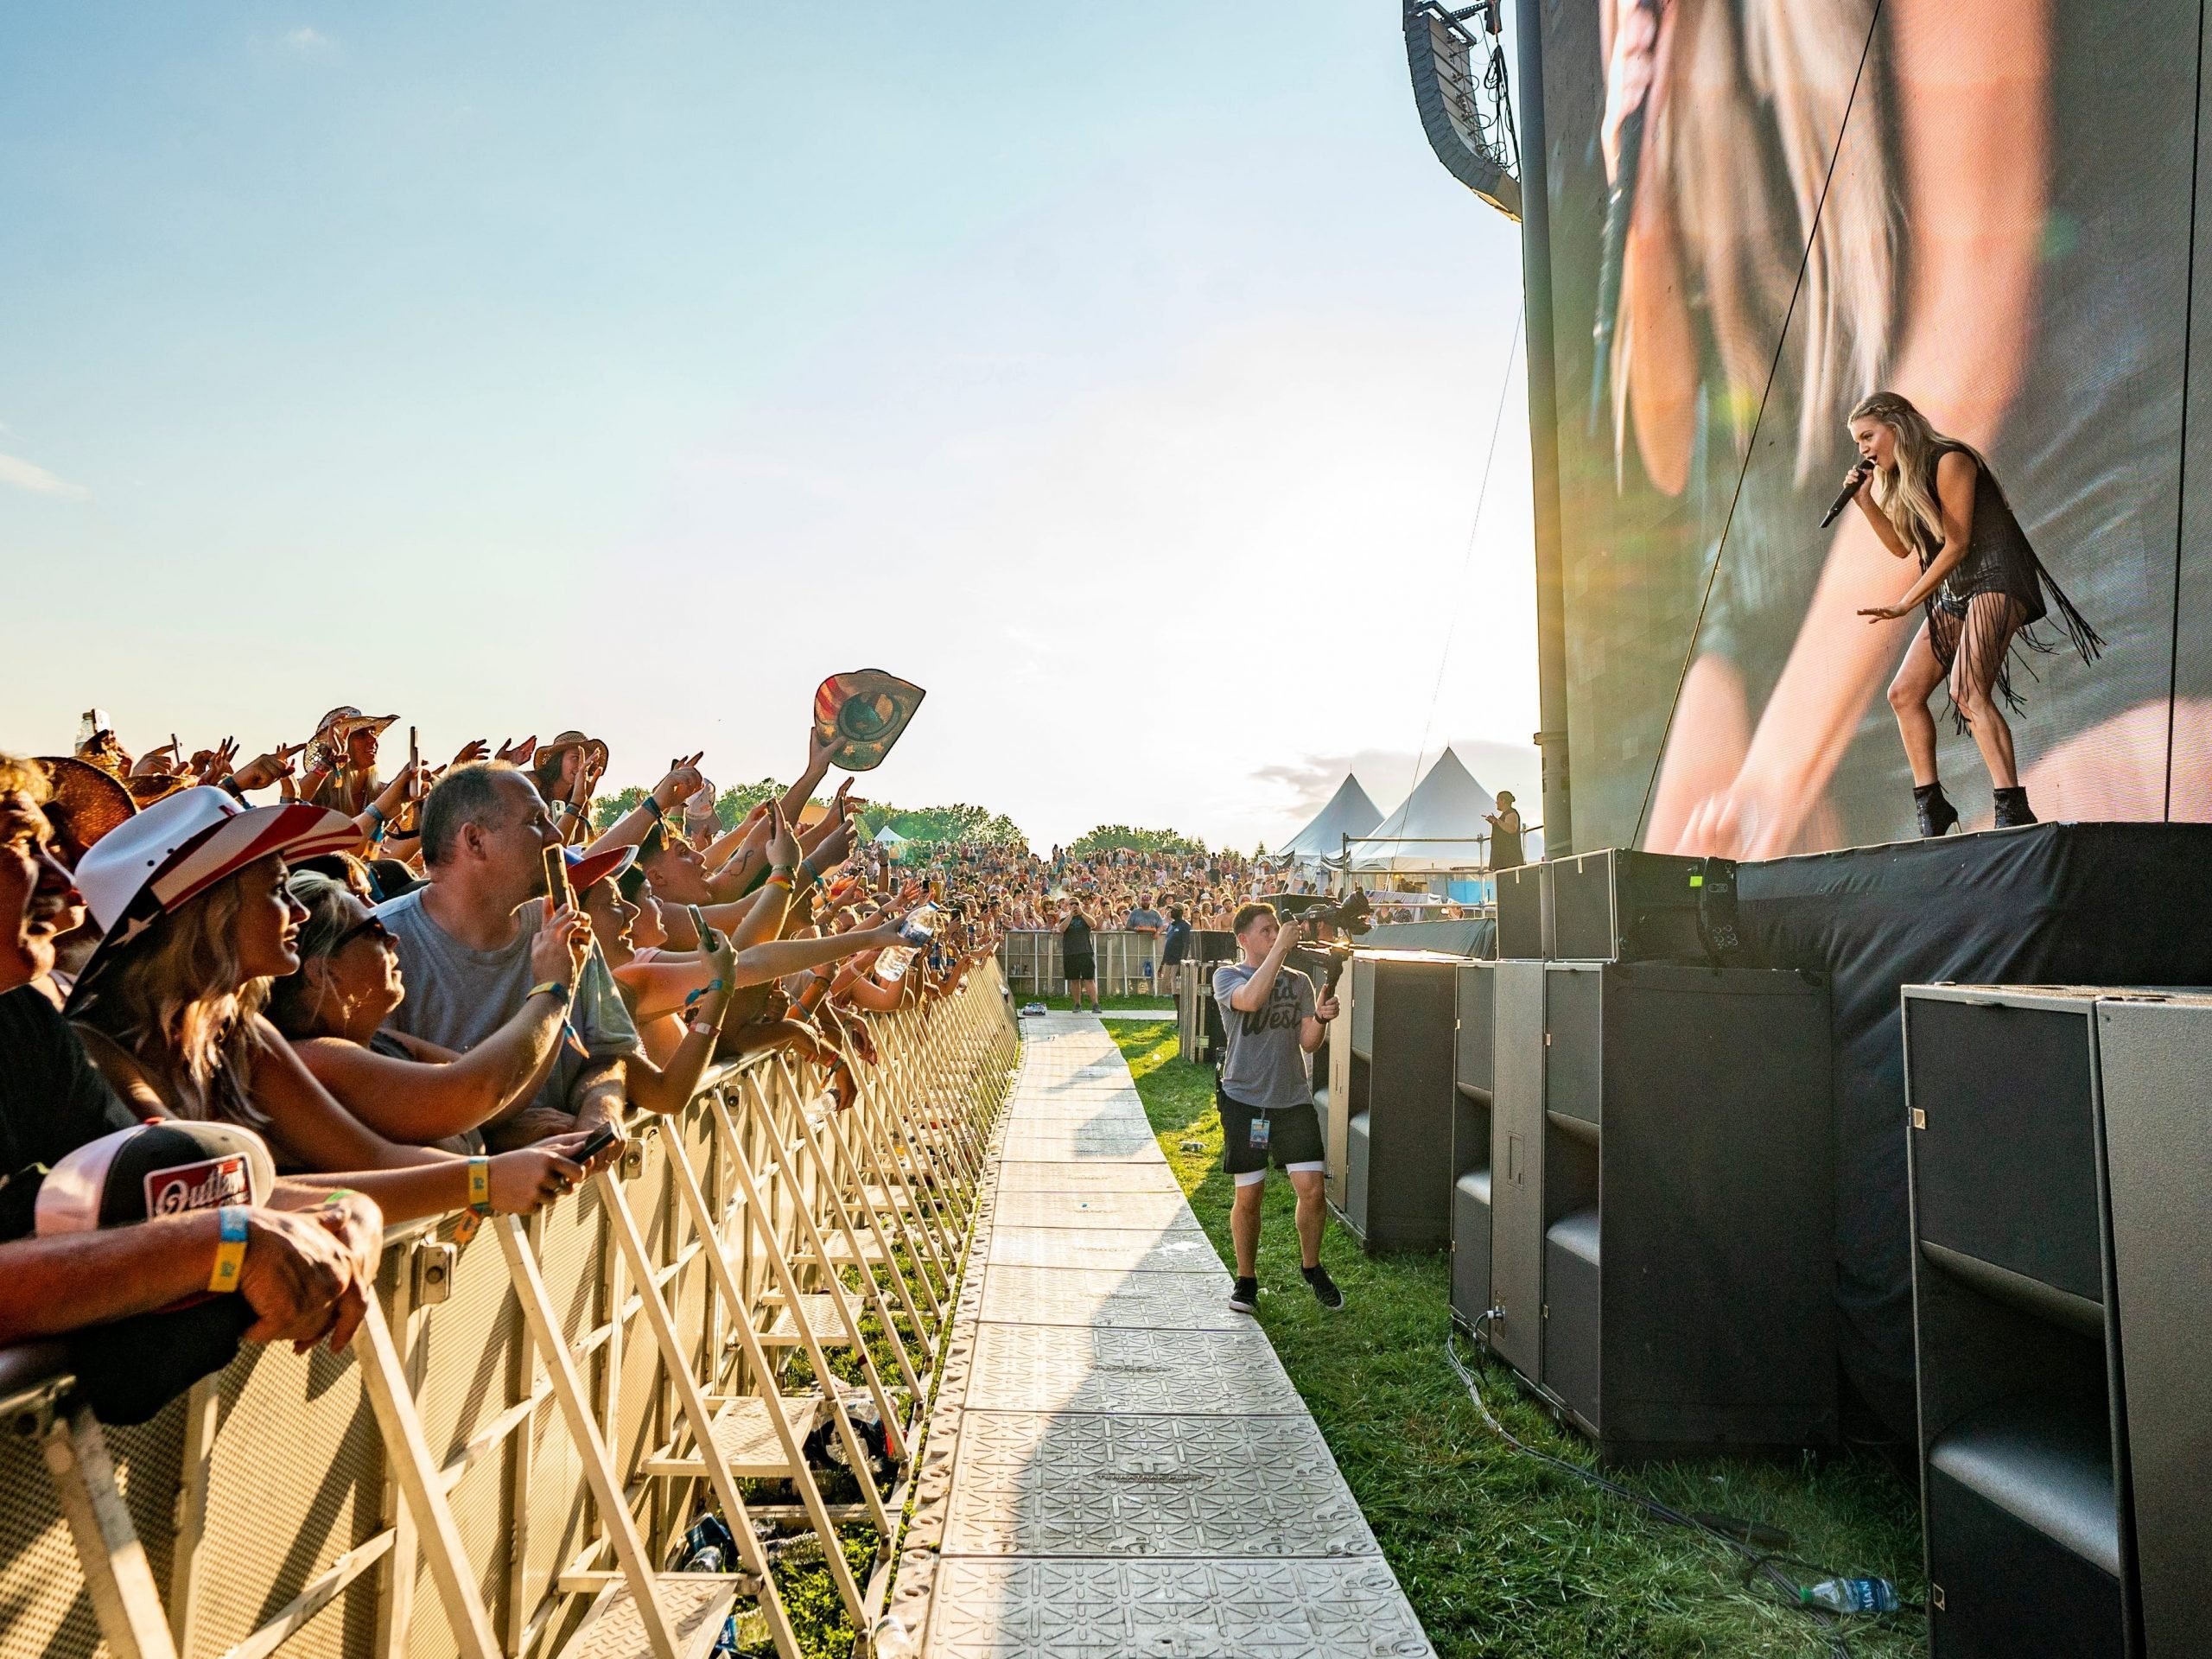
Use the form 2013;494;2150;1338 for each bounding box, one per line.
1349;747;1503;871
1274;773;1384;863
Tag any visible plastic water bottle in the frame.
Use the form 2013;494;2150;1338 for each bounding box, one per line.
1799;1578;1899;1614
900;904;940;945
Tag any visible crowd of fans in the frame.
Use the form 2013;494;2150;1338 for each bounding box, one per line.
0;703;998;1420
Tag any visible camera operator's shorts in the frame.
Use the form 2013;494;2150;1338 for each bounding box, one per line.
1064;954;1096;981
1217;1081;1325;1187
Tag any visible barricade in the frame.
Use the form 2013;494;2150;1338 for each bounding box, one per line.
997;930;1157;997
0;962;1019;1659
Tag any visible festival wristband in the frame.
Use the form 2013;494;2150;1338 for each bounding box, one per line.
319;1187;359;1209
525;979;570;1006
467;1156;493;1217
683;978;728;1010
209;1206;249;1294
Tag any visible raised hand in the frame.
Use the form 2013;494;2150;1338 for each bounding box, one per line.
450;739;491;767
531;900;592;989
497;735;537;765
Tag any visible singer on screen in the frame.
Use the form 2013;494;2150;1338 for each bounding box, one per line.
1840;392;2103;836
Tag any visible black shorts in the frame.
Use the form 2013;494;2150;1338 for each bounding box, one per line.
1217;1082;1325;1177
1064;955;1096;980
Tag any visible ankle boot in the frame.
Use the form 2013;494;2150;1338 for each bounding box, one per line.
1913;782;1959;838
1993;785;2037;829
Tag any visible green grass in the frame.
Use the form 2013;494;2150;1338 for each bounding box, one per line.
1017;992;1175;1011
1112;1020;1928;1659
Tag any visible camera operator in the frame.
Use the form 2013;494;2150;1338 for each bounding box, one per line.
1213;900;1341;1313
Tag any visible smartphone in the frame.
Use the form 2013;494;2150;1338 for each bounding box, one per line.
573;1121;621;1162
408;725;419;781
543;843;574;911
688;904;718;955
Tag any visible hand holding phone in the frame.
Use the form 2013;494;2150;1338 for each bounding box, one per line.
543;844;574;912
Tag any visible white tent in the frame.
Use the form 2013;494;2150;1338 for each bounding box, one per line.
1273;773;1383;867
873;826;908;845
1348;747;1499;872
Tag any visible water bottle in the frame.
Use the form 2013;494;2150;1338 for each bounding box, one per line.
900;904;940;945
1799;1578;1899;1615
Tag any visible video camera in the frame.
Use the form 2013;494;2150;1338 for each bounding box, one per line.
1263;889;1373;996
1266;888;1374;939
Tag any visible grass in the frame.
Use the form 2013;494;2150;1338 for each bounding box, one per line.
1015;992;1176;1011
1111;1019;1929;1659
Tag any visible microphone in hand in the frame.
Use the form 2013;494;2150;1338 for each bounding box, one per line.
1820;459;1875;528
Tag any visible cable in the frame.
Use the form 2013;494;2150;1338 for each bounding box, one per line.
1447;1314;1867;1658
1628;0;1887;850
1405;312;1525;812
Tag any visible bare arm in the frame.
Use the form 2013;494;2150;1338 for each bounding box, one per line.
1871;451;1978;614
1227;924;1299;1013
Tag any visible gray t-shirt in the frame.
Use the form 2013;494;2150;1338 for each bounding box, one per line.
374;887;642;1118
1213;960;1316;1110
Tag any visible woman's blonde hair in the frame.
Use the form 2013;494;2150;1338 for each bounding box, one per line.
70;863;271;1128
1632;0;1897;477
1850;390;1980;552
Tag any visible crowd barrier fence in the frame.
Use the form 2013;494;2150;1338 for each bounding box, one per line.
996;930;1159;997
0;962;1020;1659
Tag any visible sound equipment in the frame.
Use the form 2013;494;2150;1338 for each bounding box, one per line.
1495;861;1549;958
1905;986;2212;1658
1450;961;1497;1333
1548;847;1711;963
1335;950;1461;1250
1488;960;1834;1459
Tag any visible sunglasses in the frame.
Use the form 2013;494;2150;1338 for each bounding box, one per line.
334;913;396;952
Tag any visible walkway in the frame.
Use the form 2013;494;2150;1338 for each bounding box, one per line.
888;1012;1433;1658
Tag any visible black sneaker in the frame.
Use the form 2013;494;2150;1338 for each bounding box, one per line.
1302;1264;1344;1311
1229;1276;1259;1313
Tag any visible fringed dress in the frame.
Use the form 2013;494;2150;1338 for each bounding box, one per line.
1916;442;2104;729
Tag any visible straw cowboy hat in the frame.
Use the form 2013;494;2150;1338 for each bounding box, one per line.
33;757;137;866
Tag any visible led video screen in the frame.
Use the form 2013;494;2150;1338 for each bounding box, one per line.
1537;0;2212;854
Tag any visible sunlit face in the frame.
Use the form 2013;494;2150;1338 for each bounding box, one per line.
0;791;77;992
641;837;711;905
234;856;310;982
580;879;637;959
315;893;405;1022
1849;417;1898;472
630;889;667;950
1236;912;1280;963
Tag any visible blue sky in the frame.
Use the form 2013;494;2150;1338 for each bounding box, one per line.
1;3;1534;850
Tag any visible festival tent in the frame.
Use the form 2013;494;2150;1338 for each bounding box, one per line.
1273;773;1383;869
1347;747;1503;872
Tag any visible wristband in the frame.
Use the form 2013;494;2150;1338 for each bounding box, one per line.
683;978;728;1010
209;1206;249;1294
216;775;249;804
319;1187;359;1209
688;1015;718;1037
644;796;665;823
525;979;570;1006
467;1156;493;1217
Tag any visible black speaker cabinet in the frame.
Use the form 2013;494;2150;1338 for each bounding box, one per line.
1336;950;1460;1250
1492;961;1834;1459
1904;986;2212;1659
1548;848;1709;963
1495;862;1550;959
1450;961;1497;1332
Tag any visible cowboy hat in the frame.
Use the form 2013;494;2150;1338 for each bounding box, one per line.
34;757;137;865
565;841;639;893
70;787;359;982
812;671;925;773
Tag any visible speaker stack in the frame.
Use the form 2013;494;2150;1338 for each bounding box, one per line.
1474;849;1836;1460
1449;960;1496;1333
1331;949;1461;1250
1904;985;2212;1658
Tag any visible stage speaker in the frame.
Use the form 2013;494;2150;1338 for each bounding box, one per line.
1335;950;1460;1250
1485;959;1547;1378
1548;848;1711;963
1495;861;1550;958
1451;961;1497;1333
1503;962;1834;1459
1905;987;2212;1659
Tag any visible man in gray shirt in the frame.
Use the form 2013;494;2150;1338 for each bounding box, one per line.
377;764;640;1148
1213;900;1342;1313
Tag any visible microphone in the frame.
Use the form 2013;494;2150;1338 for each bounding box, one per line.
1820;459;1874;529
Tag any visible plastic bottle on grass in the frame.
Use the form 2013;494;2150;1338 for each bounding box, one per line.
1800;1578;1899;1614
